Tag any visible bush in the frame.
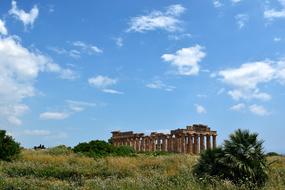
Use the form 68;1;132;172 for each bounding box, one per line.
193;129;268;188
113;146;135;156
266;152;280;157
73;140;113;157
0;130;21;161
73;140;136;157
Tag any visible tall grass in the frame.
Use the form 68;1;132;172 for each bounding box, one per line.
0;149;284;189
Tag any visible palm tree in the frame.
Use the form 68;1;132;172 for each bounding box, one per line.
193;129;268;188
223;129;268;187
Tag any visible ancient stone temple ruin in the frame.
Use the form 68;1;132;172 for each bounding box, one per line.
111;124;217;154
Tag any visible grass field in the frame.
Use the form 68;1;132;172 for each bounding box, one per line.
0;148;284;190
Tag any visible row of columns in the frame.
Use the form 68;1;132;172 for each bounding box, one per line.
113;133;217;154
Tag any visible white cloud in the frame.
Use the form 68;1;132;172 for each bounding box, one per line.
48;47;81;59
0;36;74;125
235;14;249;29
88;75;123;94
72;41;103;54
219;61;275;101
230;103;246;111
88;75;117;88
39;112;69;120
59;69;79;80
264;0;285;20
102;89;124;94
66;100;96;112
9;0;39;27
127;4;185;32
249;104;270;116
195;104;207;114
213;0;223;8
146;80;175;91
49;41;102;59
0;20;8;35
161;45;206;76
23;129;51;136
115;37;123;47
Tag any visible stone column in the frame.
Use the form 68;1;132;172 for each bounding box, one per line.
212;135;217;148
181;134;185;153
187;135;192;154
193;134;198;154
200;134;205;152
153;137;158;151
206;135;211;150
136;138;140;151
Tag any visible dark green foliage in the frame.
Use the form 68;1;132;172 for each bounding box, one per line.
113;145;135;156
0;130;21;161
193;147;226;179
73;140;135;157
193;129;268;188
266;152;280;157
73;140;113;157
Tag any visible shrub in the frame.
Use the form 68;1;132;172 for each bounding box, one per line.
0;130;21;161
112;146;135;156
73;140;113;157
266;152;280;157
193;129;268;188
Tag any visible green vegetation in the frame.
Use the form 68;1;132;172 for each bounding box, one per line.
193;129;268;188
0;129;284;189
73;140;135;157
0;149;284;189
0;130;20;161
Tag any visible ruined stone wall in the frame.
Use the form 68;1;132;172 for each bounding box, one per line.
111;124;217;154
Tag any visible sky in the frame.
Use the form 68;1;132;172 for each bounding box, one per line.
0;0;285;153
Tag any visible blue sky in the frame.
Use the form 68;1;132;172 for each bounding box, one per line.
0;0;285;153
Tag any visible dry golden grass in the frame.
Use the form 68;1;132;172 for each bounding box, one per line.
0;149;284;190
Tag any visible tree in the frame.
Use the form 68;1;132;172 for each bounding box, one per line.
193;129;268;188
0;130;21;161
223;129;268;187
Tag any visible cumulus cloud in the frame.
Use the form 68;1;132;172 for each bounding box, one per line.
264;0;285;20
161;45;206;76
146;80;175;91
88;75;117;88
88;75;123;94
195;104;207;114
0;36;76;125
235;14;249;29
9;0;39;27
127;4;185;32
219;59;285;101
39;112;69;120
249;104;270;116
0;20;8;35
218;61;276;101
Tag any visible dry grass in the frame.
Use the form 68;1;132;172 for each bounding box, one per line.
0;149;284;189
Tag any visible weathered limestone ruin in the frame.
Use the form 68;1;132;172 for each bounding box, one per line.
111;124;217;154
